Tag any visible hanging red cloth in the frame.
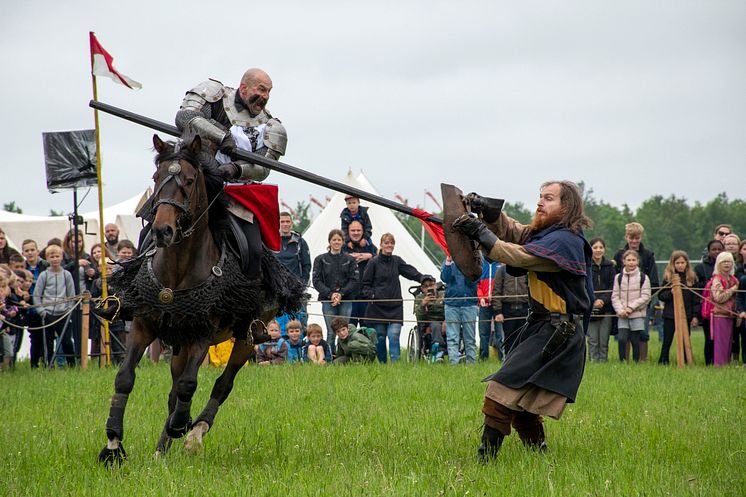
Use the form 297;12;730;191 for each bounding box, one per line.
410;208;450;257
223;184;281;251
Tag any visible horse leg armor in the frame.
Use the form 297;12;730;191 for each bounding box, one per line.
98;322;154;466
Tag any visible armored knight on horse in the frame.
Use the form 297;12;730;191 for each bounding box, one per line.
97;68;305;465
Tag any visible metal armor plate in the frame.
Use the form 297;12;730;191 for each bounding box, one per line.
222;87;271;128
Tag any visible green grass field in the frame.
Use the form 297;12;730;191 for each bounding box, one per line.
2;331;744;497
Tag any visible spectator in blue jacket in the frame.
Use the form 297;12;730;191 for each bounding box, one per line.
440;256;478;364
286;320;304;363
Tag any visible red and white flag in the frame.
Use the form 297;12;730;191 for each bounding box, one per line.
89;32;142;89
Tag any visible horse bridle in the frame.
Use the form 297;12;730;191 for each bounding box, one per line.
151;149;209;244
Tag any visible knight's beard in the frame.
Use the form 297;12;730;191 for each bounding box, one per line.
246;94;267;116
529;209;563;232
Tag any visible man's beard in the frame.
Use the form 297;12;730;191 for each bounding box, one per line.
529;209;563;232
106;236;118;244
246;94;267;116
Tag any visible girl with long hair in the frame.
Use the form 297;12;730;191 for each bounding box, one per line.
657;250;699;364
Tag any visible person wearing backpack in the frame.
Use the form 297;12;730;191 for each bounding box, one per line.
331;317;376;363
708;251;739;367
611;249;651;362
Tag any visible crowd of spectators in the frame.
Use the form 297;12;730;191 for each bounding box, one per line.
3;199;745;371
0;224;138;370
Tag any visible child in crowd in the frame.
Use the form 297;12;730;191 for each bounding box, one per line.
709;251;738;367
8;254;26;272
611;249;651;363
303;323;332;364
0;275;17;371
657;251;700;365
286;320;305;363
256;320;288;365
340;195;372;246
33;244;77;368
330;317;376;363
116;240;137;260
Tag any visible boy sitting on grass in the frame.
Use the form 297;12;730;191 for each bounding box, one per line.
330;317;376;364
286;320;305;363
302;323;332;365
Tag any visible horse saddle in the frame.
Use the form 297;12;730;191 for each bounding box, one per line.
227;215;251;274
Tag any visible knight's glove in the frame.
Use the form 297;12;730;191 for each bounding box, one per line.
466;192;486;215
452;214;498;250
219;133;237;156
217;162;240;181
465;192;503;223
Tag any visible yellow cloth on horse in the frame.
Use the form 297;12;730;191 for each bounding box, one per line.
208;339;235;367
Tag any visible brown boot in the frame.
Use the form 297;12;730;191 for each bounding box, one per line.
640;341;648;362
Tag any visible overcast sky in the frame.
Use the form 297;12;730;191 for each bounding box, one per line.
1;0;744;219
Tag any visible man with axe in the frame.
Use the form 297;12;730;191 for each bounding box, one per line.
448;180;593;460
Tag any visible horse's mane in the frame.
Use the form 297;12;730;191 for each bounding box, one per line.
153;139;231;239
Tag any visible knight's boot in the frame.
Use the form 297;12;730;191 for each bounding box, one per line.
640;341;648;362
478;424;505;462
512;411;548;452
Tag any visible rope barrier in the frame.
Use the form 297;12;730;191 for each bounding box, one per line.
0;299;83;331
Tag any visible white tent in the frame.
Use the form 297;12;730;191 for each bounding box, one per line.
0;188;150;252
302;171;440;350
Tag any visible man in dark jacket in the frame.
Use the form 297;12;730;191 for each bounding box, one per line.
612;222;659;361
695;239;724;365
453;181;593;460
491;264;529;354
343;220;377;326
277;212;311;285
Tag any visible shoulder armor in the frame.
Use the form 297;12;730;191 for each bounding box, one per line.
189;79;226;103
264;118;287;157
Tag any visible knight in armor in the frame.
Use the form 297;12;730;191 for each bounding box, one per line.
173;67;287;281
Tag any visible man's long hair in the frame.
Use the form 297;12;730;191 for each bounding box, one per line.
541;180;592;234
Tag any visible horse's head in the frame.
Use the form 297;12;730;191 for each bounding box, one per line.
151;134;206;247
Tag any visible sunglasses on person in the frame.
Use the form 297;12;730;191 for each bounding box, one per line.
717;230;730;236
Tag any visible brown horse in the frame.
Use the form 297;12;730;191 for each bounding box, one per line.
98;134;303;465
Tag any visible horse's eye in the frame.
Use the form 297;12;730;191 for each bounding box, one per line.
186;178;195;186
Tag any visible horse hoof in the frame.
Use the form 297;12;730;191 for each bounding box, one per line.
184;433;203;453
98;445;127;467
184;421;209;454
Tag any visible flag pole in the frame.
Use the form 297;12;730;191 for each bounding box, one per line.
90;31;111;367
